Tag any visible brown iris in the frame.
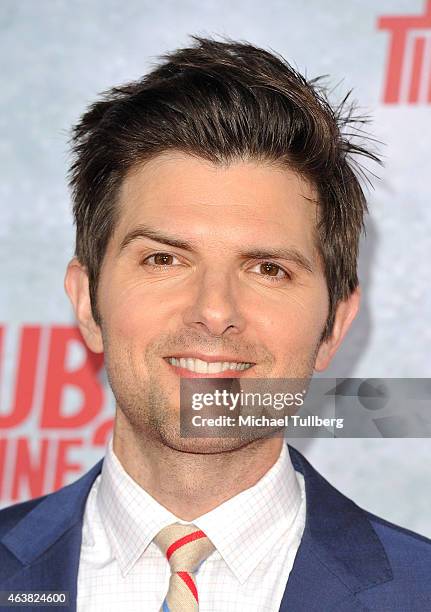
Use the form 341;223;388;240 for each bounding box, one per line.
153;253;174;265
260;262;282;276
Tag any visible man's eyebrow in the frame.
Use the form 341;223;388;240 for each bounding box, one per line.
119;224;314;273
119;225;196;253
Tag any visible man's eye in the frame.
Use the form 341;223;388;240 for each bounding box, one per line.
250;261;291;281
142;252;180;266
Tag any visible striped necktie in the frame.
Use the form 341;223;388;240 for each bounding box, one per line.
154;522;215;611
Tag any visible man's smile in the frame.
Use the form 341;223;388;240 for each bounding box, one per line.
163;353;255;378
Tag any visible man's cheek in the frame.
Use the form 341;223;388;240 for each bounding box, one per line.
106;287;156;332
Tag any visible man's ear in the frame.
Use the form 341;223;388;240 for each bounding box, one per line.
314;286;361;372
64;257;104;354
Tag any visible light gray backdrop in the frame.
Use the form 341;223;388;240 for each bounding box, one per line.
1;0;430;536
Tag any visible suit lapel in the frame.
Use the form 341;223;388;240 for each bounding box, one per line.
1;524;83;611
0;460;103;612
279;538;369;611
279;445;393;611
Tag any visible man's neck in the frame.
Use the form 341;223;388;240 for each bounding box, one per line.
112;416;284;521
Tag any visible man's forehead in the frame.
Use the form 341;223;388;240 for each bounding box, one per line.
116;151;319;227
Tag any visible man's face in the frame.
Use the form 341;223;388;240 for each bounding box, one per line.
68;151;355;452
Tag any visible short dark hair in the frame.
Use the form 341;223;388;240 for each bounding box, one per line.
69;35;380;341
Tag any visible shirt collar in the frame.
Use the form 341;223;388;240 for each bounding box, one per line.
97;436;178;576
97;436;303;583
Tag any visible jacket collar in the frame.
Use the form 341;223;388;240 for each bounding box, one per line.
1;460;103;566
1;445;393;610
0;460;104;610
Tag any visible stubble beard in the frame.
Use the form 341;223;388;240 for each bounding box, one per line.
105;335;321;456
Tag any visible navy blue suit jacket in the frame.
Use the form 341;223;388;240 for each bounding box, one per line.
1;445;430;611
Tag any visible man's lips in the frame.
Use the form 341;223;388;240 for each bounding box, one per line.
163;351;255;363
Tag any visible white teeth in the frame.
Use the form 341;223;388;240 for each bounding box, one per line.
167;357;253;373
207;362;219;374
193;358;209;374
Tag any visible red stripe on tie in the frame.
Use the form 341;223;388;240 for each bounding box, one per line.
178;571;198;602
166;530;206;560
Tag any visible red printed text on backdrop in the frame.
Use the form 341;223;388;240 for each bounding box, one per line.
378;0;431;104
0;325;113;505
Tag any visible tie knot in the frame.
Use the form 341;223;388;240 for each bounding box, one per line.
153;522;215;573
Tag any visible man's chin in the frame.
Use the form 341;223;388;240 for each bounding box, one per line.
159;435;260;455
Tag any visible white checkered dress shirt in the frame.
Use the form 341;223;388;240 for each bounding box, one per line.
77;437;306;611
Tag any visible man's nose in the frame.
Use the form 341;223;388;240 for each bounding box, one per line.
182;269;246;337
